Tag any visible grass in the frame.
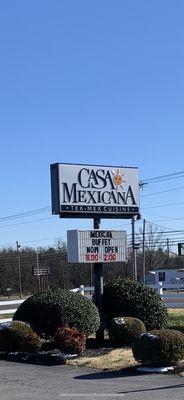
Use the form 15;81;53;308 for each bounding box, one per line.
0;314;13;319
67;348;137;370
167;309;184;333
0;294;30;301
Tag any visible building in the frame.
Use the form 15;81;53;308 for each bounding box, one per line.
146;265;184;285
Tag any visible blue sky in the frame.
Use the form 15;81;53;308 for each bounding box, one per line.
0;0;184;251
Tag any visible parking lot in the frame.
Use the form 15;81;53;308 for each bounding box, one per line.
0;360;184;400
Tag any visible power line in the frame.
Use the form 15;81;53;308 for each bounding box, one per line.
0;236;65;247
141;185;184;198
0;207;50;222
0;217;52;229
0;252;68;266
141;170;184;184
143;200;184;210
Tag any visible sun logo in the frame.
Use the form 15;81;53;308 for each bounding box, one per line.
111;169;126;190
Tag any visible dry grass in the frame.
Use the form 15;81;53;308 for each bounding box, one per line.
168;308;184;316
66;347;137;370
0;314;13;319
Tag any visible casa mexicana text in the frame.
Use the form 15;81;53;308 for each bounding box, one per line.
62;168;137;205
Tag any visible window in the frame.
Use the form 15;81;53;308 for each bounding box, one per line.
158;272;165;282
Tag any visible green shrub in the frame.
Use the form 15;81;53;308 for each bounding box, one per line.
108;317;146;347
13;289;100;337
132;329;184;365
54;326;86;354
0;321;42;352
103;278;168;330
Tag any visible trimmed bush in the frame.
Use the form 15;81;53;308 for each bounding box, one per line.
167;325;184;334
23;332;43;352
103;278;168;330
108;317;146;347
0;321;42;352
54;326;86;354
13;289;100;336
132;329;184;365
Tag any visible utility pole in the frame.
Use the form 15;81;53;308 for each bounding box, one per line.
36;252;41;293
90;263;93;290
16;241;22;299
131;216;137;280
142;219;146;284
167;238;170;264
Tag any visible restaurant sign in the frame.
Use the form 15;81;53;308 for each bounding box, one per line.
67;229;127;263
50;163;140;218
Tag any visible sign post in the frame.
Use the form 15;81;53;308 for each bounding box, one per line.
93;217;104;342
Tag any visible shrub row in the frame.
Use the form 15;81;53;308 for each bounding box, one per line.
0;321;87;355
2;281;181;365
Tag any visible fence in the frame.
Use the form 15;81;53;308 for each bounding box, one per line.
0;283;184;323
149;282;184;308
76;283;184;308
74;283;184;308
0;299;25;323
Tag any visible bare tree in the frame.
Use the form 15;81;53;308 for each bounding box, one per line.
137;221;166;276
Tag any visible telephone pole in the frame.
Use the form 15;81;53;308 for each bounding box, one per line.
132;216;137;280
36;252;41;293
16;241;22;299
167;238;170;264
142;218;146;284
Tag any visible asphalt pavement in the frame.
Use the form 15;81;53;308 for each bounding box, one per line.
0;360;184;400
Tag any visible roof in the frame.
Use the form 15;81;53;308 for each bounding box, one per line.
155;265;184;271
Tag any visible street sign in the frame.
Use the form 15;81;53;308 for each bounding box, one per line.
32;267;50;276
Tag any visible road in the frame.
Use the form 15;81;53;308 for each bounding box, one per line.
0;299;25;321
0;360;184;400
0;299;24;311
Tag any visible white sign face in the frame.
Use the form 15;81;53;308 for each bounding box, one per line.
67;230;127;263
51;163;140;218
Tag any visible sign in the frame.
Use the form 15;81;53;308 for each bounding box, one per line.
178;243;184;256
67;229;127;263
32;267;50;276
50;163;140;218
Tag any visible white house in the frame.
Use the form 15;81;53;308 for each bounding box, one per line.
146;265;184;285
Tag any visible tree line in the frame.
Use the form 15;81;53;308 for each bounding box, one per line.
0;228;183;297
0;242;131;296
